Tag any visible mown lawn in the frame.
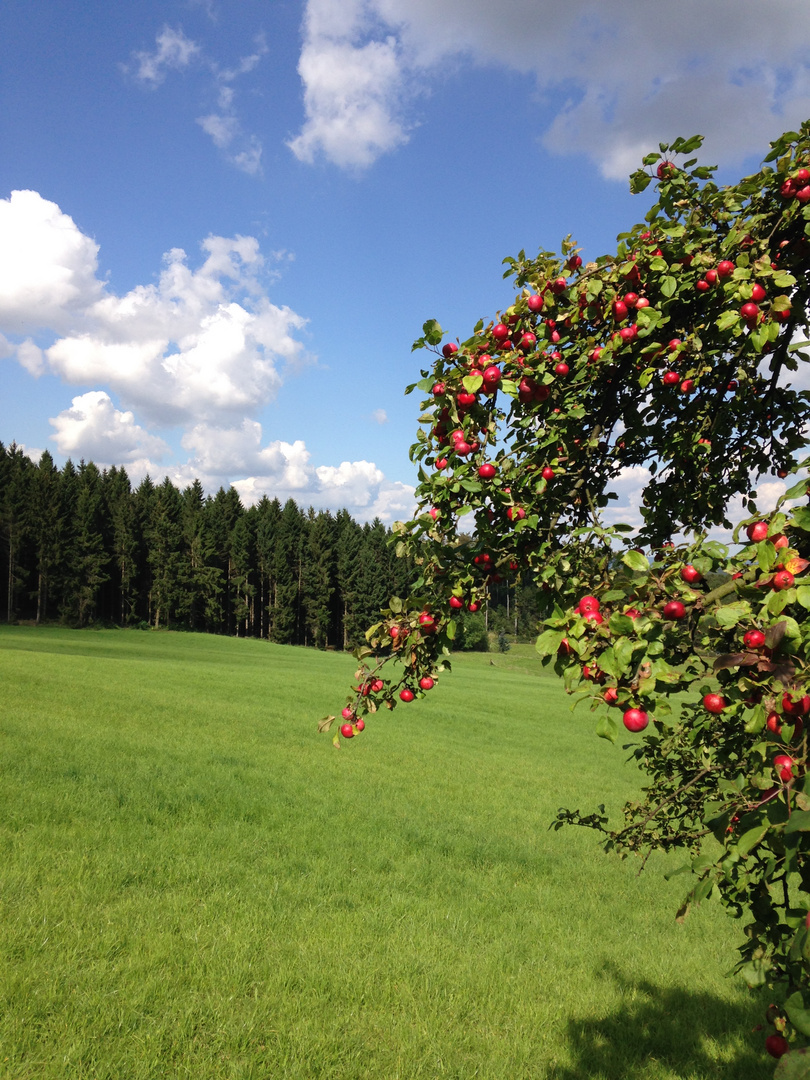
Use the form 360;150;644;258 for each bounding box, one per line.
0;626;770;1079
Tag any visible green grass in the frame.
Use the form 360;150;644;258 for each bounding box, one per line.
0;627;771;1079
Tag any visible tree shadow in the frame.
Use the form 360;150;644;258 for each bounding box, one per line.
552;961;771;1080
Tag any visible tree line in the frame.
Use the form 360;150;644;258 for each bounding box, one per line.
0;442;418;648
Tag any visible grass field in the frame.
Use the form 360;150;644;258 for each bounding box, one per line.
0;625;772;1079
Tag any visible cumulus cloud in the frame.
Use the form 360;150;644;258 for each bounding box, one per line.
289;0;810;174
50;391;170;463
0;192;307;427
0;190;102;334
372;408;388;424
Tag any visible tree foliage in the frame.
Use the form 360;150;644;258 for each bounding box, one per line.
330;127;810;1068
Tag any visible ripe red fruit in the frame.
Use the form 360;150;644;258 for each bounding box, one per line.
740;302;759;320
774;754;795;781
457;391;476;407
668;338;682;351
798;186;810;204
399;688;415;702
604;687;619;706
554;361;569;376
550;277;568;295
612;300;628;321
341;706;355;721
578;595;600;614
765;1034;789;1059
582;610;604;625
428;507;439;520
527;294;544;312
656;160;675;179
743;629;766;649
442;343;458;358
371;679;384;692
482;364;501;389
355;718;365;732
635;296;650;309
747;521;769;542
455;441;472;456
680;379;695;393
680;565;702;584
435;457;448;470
566;254;582;271
519;332;537;351
766;713;782;735
783;693;810;717
750;283;767;302
542;466;555;480
623;708;649;732
340;722;355;738
663;600;686;619
449;596;464;609
478;462;496;479
419;676;434;691
695;279;710;292
432;382;446;395
619;324;638;342
705;269;718;285
773;569;795;591
662;371;680;386
491;323;509;341
507;506;526;521
716;260;734;278
418;612;437;632
623;291;639;307
703;693;727;714
467;601;480;612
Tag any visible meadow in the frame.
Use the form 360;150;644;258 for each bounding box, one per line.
0;625;772;1079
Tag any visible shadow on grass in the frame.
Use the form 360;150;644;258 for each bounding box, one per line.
552;962;771;1080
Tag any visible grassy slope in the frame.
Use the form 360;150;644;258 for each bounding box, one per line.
0;627;769;1079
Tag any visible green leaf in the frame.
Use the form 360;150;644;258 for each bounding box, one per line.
462;374;483;393
445;619;457;641
785;993;810;1038
535;629;564;657
595;715;618;743
740;958;770;987
792;507;810;531
796;586;810;610
774;1047;810;1080
735;824;768;855
716;310;740;332
389;596;403;614
714;600;751;628
622;549;650;574
785;811;810;834
608;613;636;636
660;275;678;298
422;319;443;345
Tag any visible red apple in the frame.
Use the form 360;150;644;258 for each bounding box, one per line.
743;629;766;649
765;1034;789;1059
340;722;355;738
371;679;384;692
716;260;735;278
442;342;458;358
747;521;769;542
519;332;537;351
341;706;355;721
578;595;601;614
696;279;710;292
467;601;480;612
419;676;434;691
612;299;628;321
507;506;526;521
550;277;568;295
680;565;702;584
740;302;759;320
399;688;415;702
766;713;782;734
449;596;464;609
663;600;686;619
527;294;544;312
656;160;675;179
773;570;795;591
680;379;695;393
774;753;795;781
783;693;810;716
542;465;555;480
435;457;448;470
623;708;649;732
582;610;604;625
604;687;619;706
750;283;767;302
418;612;437;633
491;323;509;341
703;693;727;714
662;371;680;386
478;462;496;479
355;718;365;732
554;361;569;376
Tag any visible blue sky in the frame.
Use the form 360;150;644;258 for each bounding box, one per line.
2;0;810;522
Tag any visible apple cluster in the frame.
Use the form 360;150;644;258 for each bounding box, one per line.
322;126;810;1062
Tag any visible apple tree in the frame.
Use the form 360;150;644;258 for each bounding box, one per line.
322;125;810;1068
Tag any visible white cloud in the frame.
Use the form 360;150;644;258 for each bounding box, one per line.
290;0;810;174
50;391;170;464
372;408;388;424
0;192;307;427
130;26;201;87
0;190;102;334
